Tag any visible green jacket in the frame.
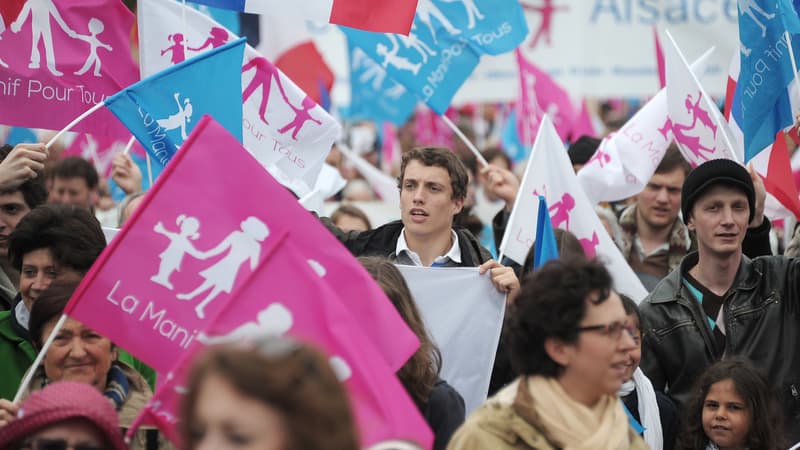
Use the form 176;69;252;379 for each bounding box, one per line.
0;310;35;400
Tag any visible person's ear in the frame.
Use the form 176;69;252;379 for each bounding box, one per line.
544;337;571;367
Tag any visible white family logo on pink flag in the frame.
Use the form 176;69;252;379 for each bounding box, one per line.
515;49;575;143
63;133;134;176
0;0;138;137
135;239;433;449
137;0;341;194
65;114;418;373
499;115;648;301
577;49;714;204
664;31;740;167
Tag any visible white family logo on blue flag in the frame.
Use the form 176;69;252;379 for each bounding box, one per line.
105;38;245;166
733;0;800;162
342;0;528;114
342;42;417;126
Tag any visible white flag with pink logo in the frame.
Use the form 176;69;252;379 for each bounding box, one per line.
0;0;138;137
499;116;648;301
577;49;713;204
665;31;741;167
516;49;575;144
137;0;341;194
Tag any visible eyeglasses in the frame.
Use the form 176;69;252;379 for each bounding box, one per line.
577;321;638;340
21;438;106;450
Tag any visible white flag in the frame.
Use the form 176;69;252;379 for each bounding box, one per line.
577;48;713;204
397;266;505;414
137;0;341;192
665;30;740;167
500;116;648;301
339;144;401;206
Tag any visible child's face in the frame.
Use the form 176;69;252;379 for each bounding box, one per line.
702;379;750;450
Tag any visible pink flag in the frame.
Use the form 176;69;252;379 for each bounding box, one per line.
0;0;138;137
414;107;454;149
515;49;575;143
138;0;341;194
65;115;418;373
133;238;433;448
63;133;133;176
570;99;597;140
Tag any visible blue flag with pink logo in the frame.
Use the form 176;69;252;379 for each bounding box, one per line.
342;0;528;114
104;38;245;166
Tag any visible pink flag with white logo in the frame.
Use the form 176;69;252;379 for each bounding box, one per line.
65;115;418;374
664;31;740;167
0;0;138;137
63;133;135;176
131;238;433;448
577;49;713;204
499;115;648;301
137;0;341;194
516;49;575;143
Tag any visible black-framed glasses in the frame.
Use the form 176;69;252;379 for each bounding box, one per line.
21;438;107;450
577;321;638;340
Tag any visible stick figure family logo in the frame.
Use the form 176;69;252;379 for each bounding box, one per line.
196;258;353;382
532;188;600;257
738;0;775;38
160;27;229;65
522;0;568;49
242;56;323;141
377;0;486;74
661;91;717;166
150;214;271;319
157;92;194;142
7;0;113;77
351;47;408;100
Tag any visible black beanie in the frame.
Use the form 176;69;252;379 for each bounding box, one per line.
568;136;601;166
681;159;755;224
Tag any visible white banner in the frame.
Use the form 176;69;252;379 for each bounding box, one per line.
397;266;506;414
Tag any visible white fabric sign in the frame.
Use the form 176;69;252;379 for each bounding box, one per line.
397;266;505;414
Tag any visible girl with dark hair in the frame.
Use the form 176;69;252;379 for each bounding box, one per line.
359;256;464;450
678;356;784;450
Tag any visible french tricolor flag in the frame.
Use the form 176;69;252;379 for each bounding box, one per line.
189;0;417;34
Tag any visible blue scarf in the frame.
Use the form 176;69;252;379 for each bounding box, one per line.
103;363;130;410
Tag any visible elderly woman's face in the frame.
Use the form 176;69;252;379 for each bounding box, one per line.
20;248;83;311
42;317;116;391
190;374;288;450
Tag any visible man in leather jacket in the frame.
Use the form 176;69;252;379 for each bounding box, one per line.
639;159;800;441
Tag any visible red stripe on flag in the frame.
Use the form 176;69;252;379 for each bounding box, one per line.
0;0;25;27
329;0;417;35
764;131;800;218
274;42;334;106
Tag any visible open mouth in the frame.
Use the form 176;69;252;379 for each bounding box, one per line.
410;209;428;217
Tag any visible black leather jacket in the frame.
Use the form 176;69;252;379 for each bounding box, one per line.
639;252;800;441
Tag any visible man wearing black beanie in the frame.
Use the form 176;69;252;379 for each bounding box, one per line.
639;158;800;442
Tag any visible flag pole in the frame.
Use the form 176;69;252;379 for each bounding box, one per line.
45;102;105;149
784;31;800;101
440;115;490;167
122;135;136;155
13;314;69;403
145;153;154;188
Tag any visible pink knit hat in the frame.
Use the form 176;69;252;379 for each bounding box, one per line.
0;381;126;450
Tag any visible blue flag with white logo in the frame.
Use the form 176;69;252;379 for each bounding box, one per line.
105;38;245;167
342;41;416;125
733;0;800;162
501;109;528;163
342;0;528;115
533;196;559;271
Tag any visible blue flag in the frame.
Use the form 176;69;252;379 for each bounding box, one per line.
342;0;528;114
734;0;800;162
342;41;416;125
4;128;38;146
501;109;528;163
533;196;559;271
105;38;245;167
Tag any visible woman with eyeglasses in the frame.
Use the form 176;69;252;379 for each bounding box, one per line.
179;336;360;450
447;259;648;450
0;381;127;450
0;282;173;450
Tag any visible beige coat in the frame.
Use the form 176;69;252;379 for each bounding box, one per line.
447;379;649;450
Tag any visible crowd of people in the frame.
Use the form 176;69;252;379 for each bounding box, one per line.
0;101;798;450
